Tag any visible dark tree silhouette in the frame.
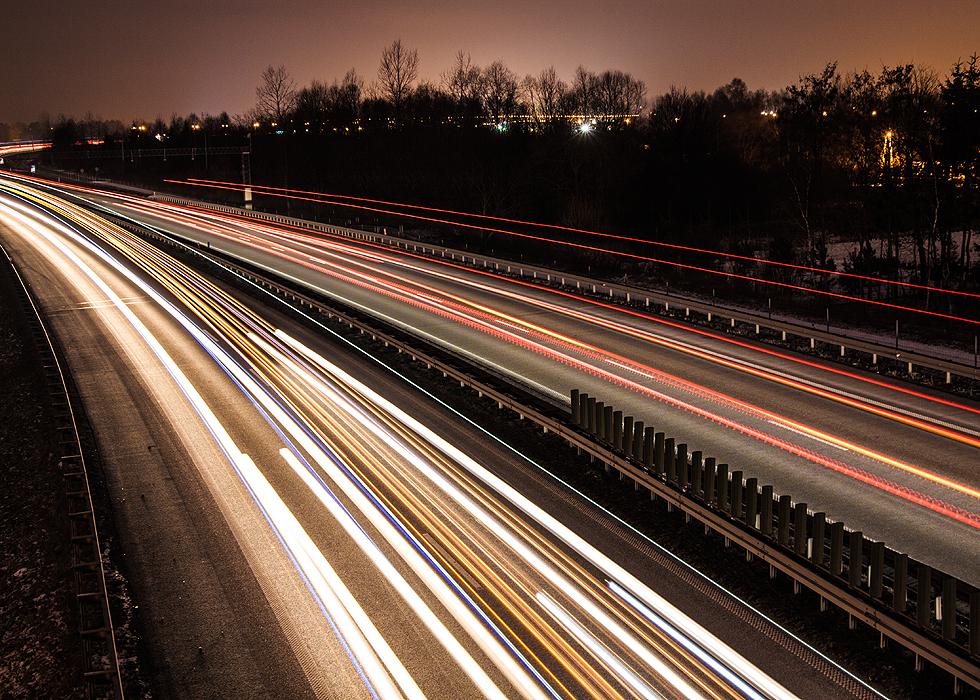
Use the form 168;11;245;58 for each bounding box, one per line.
378;39;419;124
255;65;297;125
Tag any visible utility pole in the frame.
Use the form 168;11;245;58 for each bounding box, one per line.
241;134;253;210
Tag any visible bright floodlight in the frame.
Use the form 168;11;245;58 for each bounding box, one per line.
578;122;593;134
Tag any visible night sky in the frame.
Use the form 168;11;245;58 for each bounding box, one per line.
3;0;978;122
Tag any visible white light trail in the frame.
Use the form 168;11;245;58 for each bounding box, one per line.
276;329;797;700
535;592;664;700
0;195;410;699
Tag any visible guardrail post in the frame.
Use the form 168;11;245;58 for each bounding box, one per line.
811;512;826;566
794;502;808;556
703;458;716;502
730;471;743;518
602;405;614;443
571;389;581;425
777;495;791;546
870;541;885;599
942;578;957;641
622;416;634;456
654;432;666;474
631;421;644;460
829;522;844;576
760;484;773;537
595;401;605;438
663;438;675;480
642;428;655;469
577;393;590;428
676;443;689;488
745;478;758;527
893;553;908;613
848;531;864;588
716;464;729;512
917;564;932;628
691;451;703;496
612;410;623;450
586;397;597;434
970;587;979;656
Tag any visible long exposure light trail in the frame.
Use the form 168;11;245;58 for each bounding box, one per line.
249;219;979;447
0;195;409;699
99;189;880;700
0;188;518;698
1;177;807;698
84;192;977;523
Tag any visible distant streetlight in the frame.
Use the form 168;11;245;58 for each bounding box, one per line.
578;121;593;134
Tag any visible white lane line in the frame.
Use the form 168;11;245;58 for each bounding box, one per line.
766;421;849;452
535;592;665;700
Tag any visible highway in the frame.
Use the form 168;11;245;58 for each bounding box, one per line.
0;177;884;698
21;174;978;585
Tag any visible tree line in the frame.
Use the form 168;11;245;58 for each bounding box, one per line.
253;40;647;129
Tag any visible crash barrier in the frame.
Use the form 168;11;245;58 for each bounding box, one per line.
153;193;978;388
108;208;980;694
570;389;980;693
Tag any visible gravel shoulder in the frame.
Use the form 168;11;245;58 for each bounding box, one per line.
0;254;84;698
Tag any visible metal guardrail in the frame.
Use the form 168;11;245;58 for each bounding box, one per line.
152;194;979;388
570;390;980;693
110;210;980;694
0;241;125;699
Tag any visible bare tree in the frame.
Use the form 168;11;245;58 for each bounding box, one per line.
572;66;597;116
378;39;419;122
594;70;646;116
522;66;568;125
295;80;330;126
256;65;297;124
481;60;519;122
338;69;364;109
442;51;483;120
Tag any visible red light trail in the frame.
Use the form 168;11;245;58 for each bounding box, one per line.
185;177;980;301
166;179;980;327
